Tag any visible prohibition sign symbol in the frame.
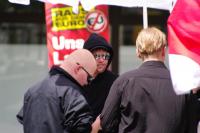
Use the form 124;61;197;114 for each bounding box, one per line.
85;10;108;33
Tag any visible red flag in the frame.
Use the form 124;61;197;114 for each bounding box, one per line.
168;0;200;94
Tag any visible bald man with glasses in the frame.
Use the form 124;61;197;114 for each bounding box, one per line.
17;49;97;133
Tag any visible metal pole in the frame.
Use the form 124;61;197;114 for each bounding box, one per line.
143;6;148;28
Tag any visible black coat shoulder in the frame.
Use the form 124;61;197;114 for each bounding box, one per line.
83;70;118;118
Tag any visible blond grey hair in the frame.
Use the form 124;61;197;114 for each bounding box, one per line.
136;27;167;59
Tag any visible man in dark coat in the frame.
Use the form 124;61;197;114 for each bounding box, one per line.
83;33;118;118
91;27;186;133
185;90;200;133
16;49;97;133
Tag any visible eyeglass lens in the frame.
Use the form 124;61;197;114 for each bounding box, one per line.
93;54;110;60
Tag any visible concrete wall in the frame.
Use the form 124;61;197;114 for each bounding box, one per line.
0;45;48;133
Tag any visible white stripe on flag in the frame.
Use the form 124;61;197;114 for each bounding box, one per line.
169;54;200;94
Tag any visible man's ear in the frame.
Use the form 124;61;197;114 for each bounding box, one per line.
161;47;165;57
136;48;141;58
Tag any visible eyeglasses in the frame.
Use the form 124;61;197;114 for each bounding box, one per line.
93;53;110;60
76;63;94;84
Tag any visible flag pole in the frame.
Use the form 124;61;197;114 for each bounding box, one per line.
143;5;148;29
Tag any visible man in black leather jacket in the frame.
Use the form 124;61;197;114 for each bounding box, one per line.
16;49;97;133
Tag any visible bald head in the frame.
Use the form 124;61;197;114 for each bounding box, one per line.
60;49;97;86
67;49;97;75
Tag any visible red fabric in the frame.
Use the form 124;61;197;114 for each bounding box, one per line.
168;0;200;64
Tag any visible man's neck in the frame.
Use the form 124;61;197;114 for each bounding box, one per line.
143;55;164;62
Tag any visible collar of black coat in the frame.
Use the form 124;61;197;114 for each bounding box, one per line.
49;65;82;88
140;61;167;69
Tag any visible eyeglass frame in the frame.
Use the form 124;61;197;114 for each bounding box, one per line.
76;62;94;84
93;53;110;60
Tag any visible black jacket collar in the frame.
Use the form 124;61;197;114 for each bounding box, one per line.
140;61;167;69
49;65;82;88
